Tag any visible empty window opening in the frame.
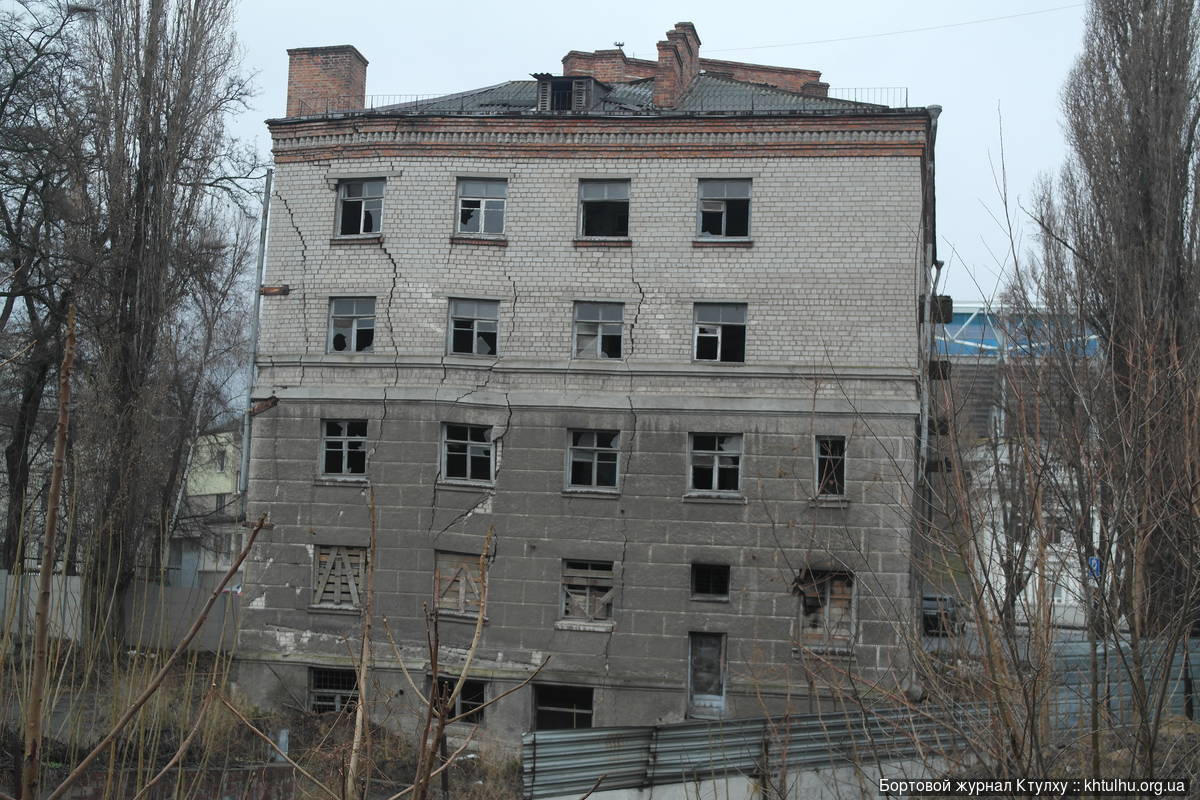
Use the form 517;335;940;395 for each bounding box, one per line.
561;560;615;622
449;299;499;356
569;430;620;489
534;684;593;729
690;433;742;493
435;676;486;724
573;302;623;359
691;563;731;599
457;178;507;235
322;420;368;476
796;570;854;644
312;545;366;609
443;424;493;482
338;179;384;236
689;632;726;716
435;551;484;617
580;180;629;237
816;436;846;497
309;668;358;713
328;297;375;353
694;303;746;362
698;179;751;238
922;594;957;637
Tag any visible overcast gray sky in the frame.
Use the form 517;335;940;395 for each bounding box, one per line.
232;1;1087;303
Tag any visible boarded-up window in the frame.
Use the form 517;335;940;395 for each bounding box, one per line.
312;546;365;608
796;570;854;643
436;551;483;616
561;560;615;622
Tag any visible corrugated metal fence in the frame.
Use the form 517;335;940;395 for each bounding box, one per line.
521;703;982;799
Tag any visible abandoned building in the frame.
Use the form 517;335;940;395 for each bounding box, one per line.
234;23;942;739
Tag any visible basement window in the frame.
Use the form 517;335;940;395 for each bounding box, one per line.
579;180;629;237
561;560;615;622
322;420;368;476
534;684;593;729
312;545;366;609
694;303;746;362
795;570;854;645
457;178;507;235
568;430;620;489
698;179;751;238
448;298;499;356
689;433;742;494
435;676;486;724
327;297;375;353
573;301;623;359
309;668;358;713
815;436;846;497
337;179;384;236
442;423;493;483
691;563;731;600
689;632;726;717
435;551;484;618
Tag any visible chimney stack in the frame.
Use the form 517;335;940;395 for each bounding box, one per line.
286;45;368;117
653;22;701;108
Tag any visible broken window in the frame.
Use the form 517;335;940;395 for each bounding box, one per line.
561;560;615;622
698;179;751;238
338;179;384;236
795;570;854;644
693;303;746;362
689;433;742;493
327;297;375;353
691;563;731;599
815;436;846;497
457;178;507;235
568;430;619;489
435;676;486;723
435;551;484;617
322;420;368;476
442;424;493;483
573;302;623;359
448;299;499;356
579;180;629;237
309;668;358;713
689;632;726;716
312;545;366;608
536;77;594;112
534;684;593;729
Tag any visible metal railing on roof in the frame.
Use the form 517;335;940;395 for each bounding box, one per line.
826;86;909;107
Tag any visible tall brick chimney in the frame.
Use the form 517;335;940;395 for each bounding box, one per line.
285;45;368;117
653;22;701;108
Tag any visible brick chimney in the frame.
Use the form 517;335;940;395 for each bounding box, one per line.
285;45;368;117
653;22;701;108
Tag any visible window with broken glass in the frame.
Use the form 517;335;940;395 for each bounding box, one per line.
434;676;487;723
457;178;507;235
435;551;484;617
312;545;366;608
693;303;746;362
697;179;751;238
795;570;854;644
448;298;499;356
561;560;615;623
309;668;358;713
337;179;384;236
568;430;619;489
689;632;726;716
689;433;742;493
442;424;493;483
534;684;593;729
322;420;368;476
573;301;623;359
327;297;375;353
815;436;846;497
579;180;629;237
691;563;731;600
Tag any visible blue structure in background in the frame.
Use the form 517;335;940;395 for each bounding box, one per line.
936;304;1100;359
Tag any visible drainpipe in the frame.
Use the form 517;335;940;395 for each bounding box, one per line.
239;168;273;521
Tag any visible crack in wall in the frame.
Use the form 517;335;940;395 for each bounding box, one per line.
374;234;406;471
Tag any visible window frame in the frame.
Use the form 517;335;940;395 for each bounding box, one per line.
534;684;594;730
688;632;727;717
696;179;752;239
688;433;743;495
572;301;624;360
311;545;367;610
795;570;855;646
309;668;358;713
327;297;376;354
814;435;847;498
336;179;385;237
447;298;500;357
320;419;369;478
578;179;631;238
434;676;487;724
456;178;508;236
441;423;495;484
693;303;747;363
690;563;731;601
435;550;485;619
560;559;616;624
566;429;620;491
